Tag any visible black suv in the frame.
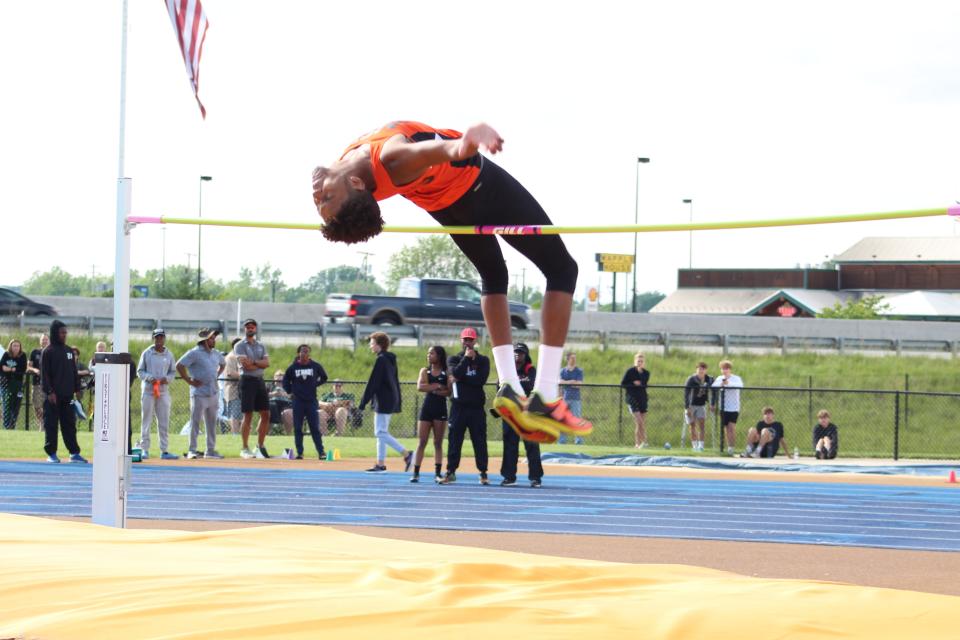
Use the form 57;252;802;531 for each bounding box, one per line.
0;288;57;316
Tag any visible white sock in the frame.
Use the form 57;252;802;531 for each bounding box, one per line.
491;344;523;395
533;344;563;400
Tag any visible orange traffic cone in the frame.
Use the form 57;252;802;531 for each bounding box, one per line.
949;470;957;484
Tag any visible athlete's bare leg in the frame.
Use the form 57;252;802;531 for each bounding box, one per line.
480;294;512;347
539;291;573;347
414;420;432;467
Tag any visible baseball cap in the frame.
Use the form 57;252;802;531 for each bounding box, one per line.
460;327;478;340
152;328;166;338
242;318;258;327
513;342;529;356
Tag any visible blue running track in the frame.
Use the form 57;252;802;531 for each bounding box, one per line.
1;461;959;552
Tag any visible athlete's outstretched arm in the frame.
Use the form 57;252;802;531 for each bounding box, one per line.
380;123;504;184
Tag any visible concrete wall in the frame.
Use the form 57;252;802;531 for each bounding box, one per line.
33;295;960;342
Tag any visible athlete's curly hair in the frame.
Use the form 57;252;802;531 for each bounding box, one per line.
321;190;383;244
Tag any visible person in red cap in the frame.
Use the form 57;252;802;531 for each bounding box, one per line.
439;327;490;485
311;121;592;442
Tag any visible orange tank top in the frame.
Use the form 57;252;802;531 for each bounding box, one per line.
341;121;481;212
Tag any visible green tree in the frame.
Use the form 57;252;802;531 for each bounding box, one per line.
287;265;384;303
216;264;284;302
508;284;543;309
633;291;666;312
818;295;890;320
135;264;221;300
384;236;479;292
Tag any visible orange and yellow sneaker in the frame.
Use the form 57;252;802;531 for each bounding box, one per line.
492;384;558;444
523;392;594;436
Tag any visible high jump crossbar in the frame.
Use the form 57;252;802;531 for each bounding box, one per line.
128;206;959;235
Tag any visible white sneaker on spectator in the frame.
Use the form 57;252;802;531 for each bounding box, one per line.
185;451;201;460
726;446;735;456
240;448;255;459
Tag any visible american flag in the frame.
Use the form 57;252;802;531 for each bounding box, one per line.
164;0;209;118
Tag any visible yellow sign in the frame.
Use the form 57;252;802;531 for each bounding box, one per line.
595;253;634;273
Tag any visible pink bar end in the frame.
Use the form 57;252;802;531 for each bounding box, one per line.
127;216;162;224
948;205;960;218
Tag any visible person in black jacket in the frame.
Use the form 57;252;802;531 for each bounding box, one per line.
40;320;86;463
441;327;491;485
359;332;412;473
621;352;650;449
1;339;27;429
499;343;544;487
282;344;328;459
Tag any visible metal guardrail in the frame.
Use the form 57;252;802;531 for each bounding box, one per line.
2;313;958;356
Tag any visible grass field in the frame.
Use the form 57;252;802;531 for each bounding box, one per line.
4;332;960;389
0;429;658;462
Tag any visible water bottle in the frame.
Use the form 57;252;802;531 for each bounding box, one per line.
793;446;799;460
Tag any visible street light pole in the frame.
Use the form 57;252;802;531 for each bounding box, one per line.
632;157;650;313
161;225;166;291
683;199;693;269
197;176;212;295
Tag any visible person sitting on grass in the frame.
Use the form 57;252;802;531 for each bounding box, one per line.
745;406;788;458
813;409;839;460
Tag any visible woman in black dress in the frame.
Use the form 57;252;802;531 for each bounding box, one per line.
411;346;449;483
621;352;650;448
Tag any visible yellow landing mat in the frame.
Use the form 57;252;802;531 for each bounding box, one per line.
0;514;958;639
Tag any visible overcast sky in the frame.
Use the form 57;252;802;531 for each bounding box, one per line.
3;1;958;304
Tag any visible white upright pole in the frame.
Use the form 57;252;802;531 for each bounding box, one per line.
113;0;131;353
96;0;133;529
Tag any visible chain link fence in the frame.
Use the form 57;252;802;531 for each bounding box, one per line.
4;375;959;460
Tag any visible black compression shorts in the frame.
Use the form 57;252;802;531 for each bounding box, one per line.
429;158;578;295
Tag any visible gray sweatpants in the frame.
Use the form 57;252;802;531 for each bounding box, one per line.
189;394;219;453
138;391;172;453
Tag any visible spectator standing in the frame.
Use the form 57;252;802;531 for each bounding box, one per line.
359;332;412;473
26;333;49;429
442;327;491;485
1;339;27;429
40;320;86;463
221;337;242;434
500;343;544;488
319;380;355;436
234;319;272;459
683;362;714;451
412;345;449;483
557;351;584;445
176;328;225;459
283;344;328;459
711;360;744;455
621;352;650;449
746;407;788;458
136;329;178;460
813;409;839;459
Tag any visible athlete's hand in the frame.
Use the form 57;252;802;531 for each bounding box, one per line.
454;124;504;160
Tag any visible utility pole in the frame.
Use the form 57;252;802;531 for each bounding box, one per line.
632;157;650;312
357;251;374;280
197;176;212;295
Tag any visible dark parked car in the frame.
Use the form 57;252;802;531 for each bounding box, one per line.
0;288;57;316
330;277;531;329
